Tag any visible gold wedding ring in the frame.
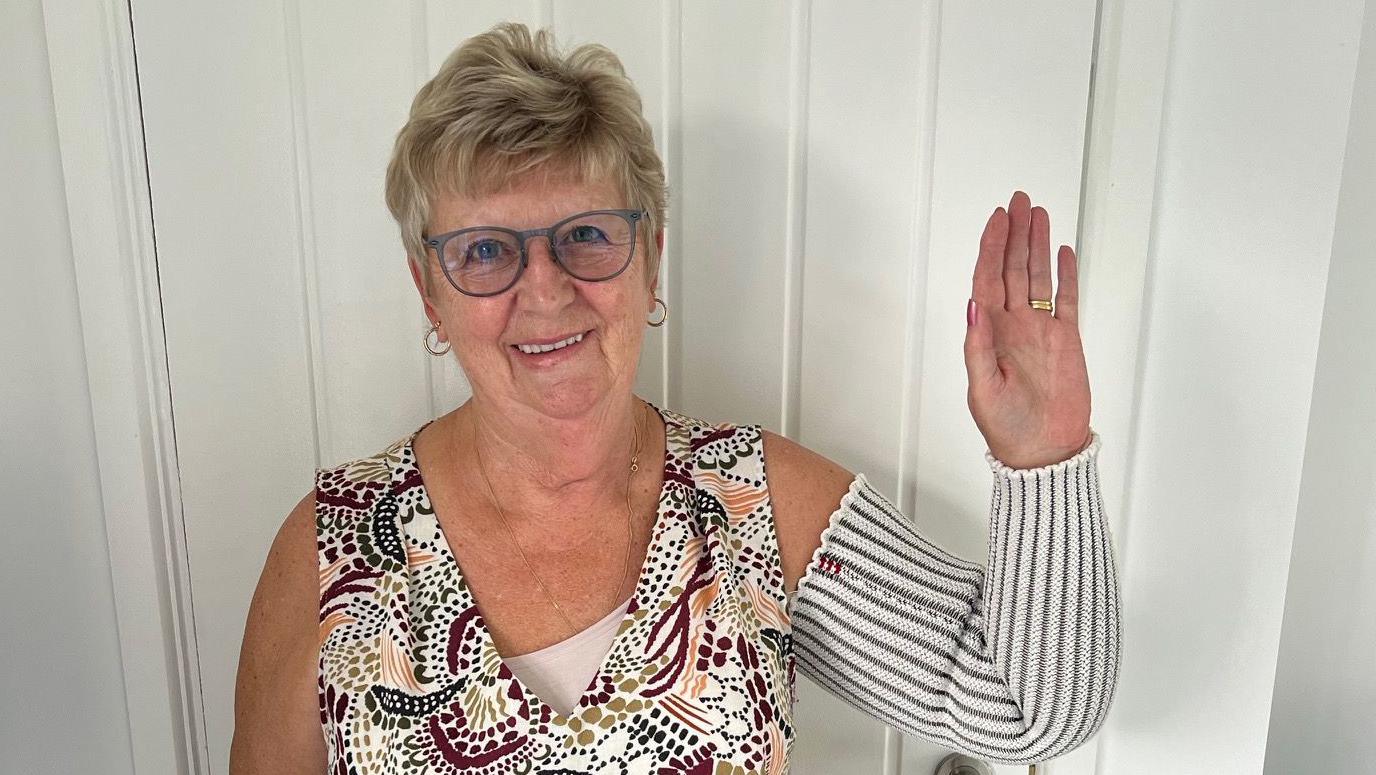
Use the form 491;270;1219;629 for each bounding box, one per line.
1028;299;1054;312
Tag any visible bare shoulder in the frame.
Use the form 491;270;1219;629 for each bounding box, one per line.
758;428;857;595
229;488;326;774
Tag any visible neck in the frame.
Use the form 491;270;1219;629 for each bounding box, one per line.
455;392;649;527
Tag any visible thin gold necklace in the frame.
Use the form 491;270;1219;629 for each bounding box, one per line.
471;399;647;640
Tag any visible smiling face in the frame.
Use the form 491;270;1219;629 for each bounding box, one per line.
410;166;663;420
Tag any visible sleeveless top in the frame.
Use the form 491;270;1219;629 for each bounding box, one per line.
315;401;797;773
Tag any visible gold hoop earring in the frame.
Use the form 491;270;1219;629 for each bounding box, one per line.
424;321;450;356
647;296;668;327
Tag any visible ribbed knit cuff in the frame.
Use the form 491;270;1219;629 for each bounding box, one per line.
984;428;1100;478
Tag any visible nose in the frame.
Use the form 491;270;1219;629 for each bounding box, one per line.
513;233;575;300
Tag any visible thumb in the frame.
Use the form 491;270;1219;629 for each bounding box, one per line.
963;298;999;389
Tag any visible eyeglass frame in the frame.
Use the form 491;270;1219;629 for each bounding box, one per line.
422;208;649;297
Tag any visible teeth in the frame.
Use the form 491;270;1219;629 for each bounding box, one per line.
516;331;584;354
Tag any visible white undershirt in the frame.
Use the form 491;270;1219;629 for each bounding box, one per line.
502;595;634;717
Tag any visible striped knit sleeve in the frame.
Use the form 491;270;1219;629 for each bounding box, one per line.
785;429;1119;765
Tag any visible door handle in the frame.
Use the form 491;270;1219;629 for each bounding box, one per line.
934;753;994;775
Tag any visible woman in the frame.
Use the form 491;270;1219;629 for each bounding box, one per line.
231;22;1118;774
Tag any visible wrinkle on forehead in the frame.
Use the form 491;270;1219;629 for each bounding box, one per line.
427;160;628;232
427;144;624;209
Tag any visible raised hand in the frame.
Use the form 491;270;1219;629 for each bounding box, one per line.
963;190;1093;469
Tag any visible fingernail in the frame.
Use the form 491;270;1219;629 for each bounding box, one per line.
967;298;978;327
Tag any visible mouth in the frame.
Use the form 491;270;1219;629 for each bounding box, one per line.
509;328;594;365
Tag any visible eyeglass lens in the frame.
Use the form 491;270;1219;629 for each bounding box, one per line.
438;211;635;295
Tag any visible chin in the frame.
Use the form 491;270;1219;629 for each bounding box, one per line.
521;384;610;418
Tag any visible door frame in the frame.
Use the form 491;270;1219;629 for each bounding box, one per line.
42;0;206;772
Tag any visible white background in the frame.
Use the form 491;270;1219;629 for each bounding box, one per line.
3;0;1372;773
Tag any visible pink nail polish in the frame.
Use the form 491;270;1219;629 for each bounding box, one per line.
967;298;978;327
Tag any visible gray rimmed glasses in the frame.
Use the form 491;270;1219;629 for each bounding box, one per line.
423;208;647;297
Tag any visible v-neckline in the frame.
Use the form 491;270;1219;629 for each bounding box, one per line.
401;398;684;723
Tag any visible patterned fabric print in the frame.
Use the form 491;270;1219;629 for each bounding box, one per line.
316;402;796;774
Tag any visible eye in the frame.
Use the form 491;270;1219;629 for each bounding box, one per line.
466;239;507;263
565;224;609;244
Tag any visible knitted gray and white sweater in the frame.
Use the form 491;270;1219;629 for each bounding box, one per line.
785;429;1120;765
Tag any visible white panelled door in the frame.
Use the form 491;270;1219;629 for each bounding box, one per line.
131;1;1106;772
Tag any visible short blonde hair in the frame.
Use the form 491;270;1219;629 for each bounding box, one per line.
385;22;668;292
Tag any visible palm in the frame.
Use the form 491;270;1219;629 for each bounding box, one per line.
964;191;1093;469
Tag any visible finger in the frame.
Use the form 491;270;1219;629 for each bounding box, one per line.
973;207;1008;310
964;294;999;390
1028;205;1053;306
1055;244;1079;328
1003;190;1031;311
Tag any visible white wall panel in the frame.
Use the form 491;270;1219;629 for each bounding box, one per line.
1096;2;1367;773
1265;6;1376;772
677;0;794;427
295;1;433;462
132;2;319;770
2;2;138;772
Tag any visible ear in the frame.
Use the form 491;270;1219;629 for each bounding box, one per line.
409;257;440;326
649;228;665;299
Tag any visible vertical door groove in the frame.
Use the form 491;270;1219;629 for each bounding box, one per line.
282;0;326;467
780;0;812;438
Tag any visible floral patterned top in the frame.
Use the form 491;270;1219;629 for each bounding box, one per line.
315;401;796;774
